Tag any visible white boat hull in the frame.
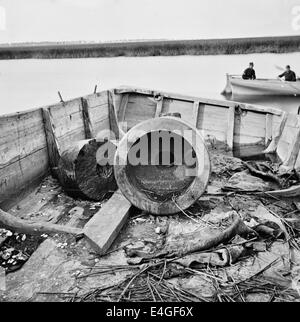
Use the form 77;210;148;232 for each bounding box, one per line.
223;74;300;96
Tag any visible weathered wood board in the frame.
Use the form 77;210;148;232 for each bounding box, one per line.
116;89;270;149
123;94;157;129
276;114;300;166
234;110;266;146
0;109;49;208
84;190;132;255
84;91;110;135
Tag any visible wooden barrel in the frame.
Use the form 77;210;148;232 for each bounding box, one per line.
114;117;211;215
58;138;117;200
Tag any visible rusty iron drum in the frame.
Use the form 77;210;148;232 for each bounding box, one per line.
114;117;211;215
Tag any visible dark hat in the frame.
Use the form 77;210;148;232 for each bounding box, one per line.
286;65;291;69
249;62;254;65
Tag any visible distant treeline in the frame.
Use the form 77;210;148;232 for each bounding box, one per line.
1;36;300;59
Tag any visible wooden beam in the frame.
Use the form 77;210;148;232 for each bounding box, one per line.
42;108;61;174
226;106;235;150
192;101;200;127
0;208;83;236
108;91;124;140
265;113;273;146
281;126;300;170
81;98;94;139
155;96;164;117
117;94;129;123
265;185;300;198
264;112;287;153
114;87;282;116
84;190;132;255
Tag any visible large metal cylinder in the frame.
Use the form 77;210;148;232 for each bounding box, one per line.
114;117;211;214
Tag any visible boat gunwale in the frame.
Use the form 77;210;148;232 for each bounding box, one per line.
114;85;283;116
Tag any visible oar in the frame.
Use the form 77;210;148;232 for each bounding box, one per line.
274;64;300;94
274;64;300;83
274;64;285;72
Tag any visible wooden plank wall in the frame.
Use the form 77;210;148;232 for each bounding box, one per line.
0;109;49;209
84;92;110;136
0;90;110;209
234;110;266;147
116;92;269;148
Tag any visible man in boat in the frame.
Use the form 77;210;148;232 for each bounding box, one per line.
278;65;296;82
242;62;256;80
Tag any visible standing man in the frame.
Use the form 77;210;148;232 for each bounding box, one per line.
242;62;256;80
278;65;296;82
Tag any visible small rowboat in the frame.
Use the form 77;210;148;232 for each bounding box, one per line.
222;74;300;96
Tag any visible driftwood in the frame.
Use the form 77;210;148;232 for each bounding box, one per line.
243;162;282;186
126;214;256;259
161;215;256;257
265;185;300;198
0;209;83;236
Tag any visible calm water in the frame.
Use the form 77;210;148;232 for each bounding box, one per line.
1;52;300;115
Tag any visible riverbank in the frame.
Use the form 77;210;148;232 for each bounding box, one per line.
1;35;300;60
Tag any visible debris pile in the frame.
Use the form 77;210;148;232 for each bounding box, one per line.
13;151;295;302
2;146;300;302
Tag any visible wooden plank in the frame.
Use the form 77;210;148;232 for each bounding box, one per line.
84;91;109;134
124;95;157;130
114;87;282;116
81;98;94;138
84;190;132;255
108;90;124;139
234;110;266;142
88;106;108;125
0;148;49;207
42;108;61;170
226;106;235;150
264;112;287;154
155;96;164;117
84;91;108;109
163;99;195;126
281;126;300;170
0;109;47;170
197;104;228;142
193;101;200;127
117;94;129;123
91;117;110;136
265;113;273;145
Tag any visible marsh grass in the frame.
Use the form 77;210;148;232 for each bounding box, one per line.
1;36;300;60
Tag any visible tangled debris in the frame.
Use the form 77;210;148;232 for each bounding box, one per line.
2;151;300;302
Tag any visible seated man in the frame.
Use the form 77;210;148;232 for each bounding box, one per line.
242;62;256;80
278;65;296;82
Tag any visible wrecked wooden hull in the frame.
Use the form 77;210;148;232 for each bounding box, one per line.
1;86;300;209
2;86;300;302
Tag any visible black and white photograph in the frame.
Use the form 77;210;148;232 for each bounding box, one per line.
1;0;300;310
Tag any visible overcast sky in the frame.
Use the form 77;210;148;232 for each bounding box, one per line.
0;0;299;43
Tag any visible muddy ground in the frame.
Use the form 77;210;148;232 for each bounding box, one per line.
1;150;300;302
